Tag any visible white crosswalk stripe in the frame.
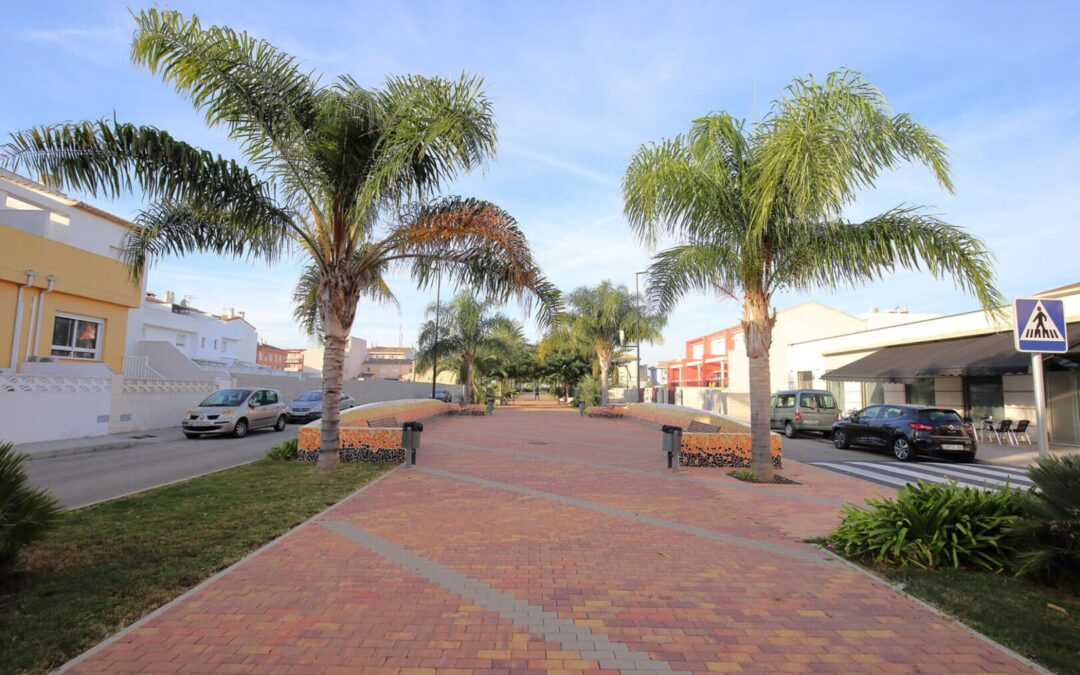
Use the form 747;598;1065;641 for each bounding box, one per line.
810;460;1033;491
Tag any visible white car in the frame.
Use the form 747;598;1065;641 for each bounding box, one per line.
285;390;356;423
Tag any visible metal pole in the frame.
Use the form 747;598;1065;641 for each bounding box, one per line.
1031;352;1049;459
635;270;645;403
431;269;441;399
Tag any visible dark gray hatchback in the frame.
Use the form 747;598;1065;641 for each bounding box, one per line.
832;404;977;462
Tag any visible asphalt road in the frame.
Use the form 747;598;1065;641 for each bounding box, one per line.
24;425;297;509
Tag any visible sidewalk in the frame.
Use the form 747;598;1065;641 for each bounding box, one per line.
15;427;183;460
63;407;1039;673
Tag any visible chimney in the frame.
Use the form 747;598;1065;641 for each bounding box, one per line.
238;310;245;319
164;290;175;304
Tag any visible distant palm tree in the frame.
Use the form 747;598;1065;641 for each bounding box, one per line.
623;70;1000;480
566;281;665;406
415;291;524;404
2;9;557;468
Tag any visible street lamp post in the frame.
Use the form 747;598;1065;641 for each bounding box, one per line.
635;270;646;402
431;268;441;399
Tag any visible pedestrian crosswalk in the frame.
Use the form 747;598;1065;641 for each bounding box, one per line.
809;460;1034;491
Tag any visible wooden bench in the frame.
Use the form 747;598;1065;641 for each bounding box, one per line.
367;416;400;428
687;420;720;433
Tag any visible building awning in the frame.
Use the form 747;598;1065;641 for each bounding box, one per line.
823;323;1080;383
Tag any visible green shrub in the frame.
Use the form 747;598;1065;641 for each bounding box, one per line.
0;440;64;577
265;438;298;461
829;481;1024;572
730;468;755;481
1007;454;1080;590
573;376;601;407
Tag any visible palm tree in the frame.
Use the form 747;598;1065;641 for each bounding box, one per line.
566;281;665;406
2;9;558;469
415;291;524;404
623;70;1000;481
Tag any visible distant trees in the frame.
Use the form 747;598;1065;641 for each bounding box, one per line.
566;281;665;406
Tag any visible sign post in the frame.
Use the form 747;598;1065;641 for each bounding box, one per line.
1012;298;1069;459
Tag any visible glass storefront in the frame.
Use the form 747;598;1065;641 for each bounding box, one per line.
1048;372;1079;445
862;381;884;406
964;376;1004;421
906;378;936;406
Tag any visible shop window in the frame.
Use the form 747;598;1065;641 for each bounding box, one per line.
862;382;885;406
827;381;846;411
965;376;1004;421
906;378;935;406
51;314;103;360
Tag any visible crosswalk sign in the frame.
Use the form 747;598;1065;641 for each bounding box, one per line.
1014;298;1069;353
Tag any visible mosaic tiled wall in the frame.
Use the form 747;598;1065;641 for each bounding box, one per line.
679;432;782;469
297;398;450;462
624;403;782;468
447;405;487;416
586;406;624;418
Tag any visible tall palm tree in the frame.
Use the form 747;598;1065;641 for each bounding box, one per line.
623;70;1000;480
2;9;557;469
415;291;524;403
566;281;665;406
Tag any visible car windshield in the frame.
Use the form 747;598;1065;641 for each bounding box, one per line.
297;392;323;402
199;389;250;407
922;409;964;425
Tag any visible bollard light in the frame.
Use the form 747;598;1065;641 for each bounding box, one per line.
661;424;682;470
402;420;424;466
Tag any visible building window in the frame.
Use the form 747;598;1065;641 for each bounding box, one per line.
862;381;885;406
50;314;103;360
201;337;206;348
965;376;1004;421
826;381;846;411
213;339;218;350
176;333;186;347
797;370;813;389
906;378;936;406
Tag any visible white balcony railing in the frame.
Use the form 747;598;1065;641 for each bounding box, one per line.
122;355;164;381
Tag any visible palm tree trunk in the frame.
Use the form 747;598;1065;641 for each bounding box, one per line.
598;353;611;406
318;327;347;471
743;288;776;481
463;358;474;404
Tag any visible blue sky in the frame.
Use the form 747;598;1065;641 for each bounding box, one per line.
3;1;1078;363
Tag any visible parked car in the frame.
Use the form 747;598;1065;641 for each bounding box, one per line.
182;388;287;439
769;389;841;438
832;404;977;462
434;388;452;403
285;390;356;423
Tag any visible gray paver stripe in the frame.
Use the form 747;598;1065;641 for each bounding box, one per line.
905;461;1034;484
424;438;846;507
319;520;687;674
416;466;830;564
844;461;1014;489
812;462;914;488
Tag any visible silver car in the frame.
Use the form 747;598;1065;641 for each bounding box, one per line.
769;389;841;438
182;388;287;439
285;390;356;423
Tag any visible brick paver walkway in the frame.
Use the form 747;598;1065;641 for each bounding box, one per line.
66;404;1038;674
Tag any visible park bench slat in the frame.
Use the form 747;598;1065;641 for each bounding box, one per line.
687;420;719;433
367;416;400;428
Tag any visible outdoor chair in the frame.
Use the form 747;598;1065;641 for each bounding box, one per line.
1010;419;1031;445
976;417;995;443
991;419;1014;445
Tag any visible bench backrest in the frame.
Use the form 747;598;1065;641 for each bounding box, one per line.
687;420;720;433
367;416;400;428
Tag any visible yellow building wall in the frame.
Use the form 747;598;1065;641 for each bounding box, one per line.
0;225;141;372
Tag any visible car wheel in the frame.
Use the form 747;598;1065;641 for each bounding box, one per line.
274;415;286;432
233;418;249;438
893;436;916;462
833;430;850;449
183;432;202;439
784;421;796;439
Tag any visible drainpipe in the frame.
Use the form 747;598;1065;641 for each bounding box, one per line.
24;294;39;361
9;270;36;372
32;275;58;358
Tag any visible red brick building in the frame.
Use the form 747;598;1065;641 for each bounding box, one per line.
256;342;288;370
666;325;740;387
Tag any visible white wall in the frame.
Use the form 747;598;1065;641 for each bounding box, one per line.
1;373;112;444
300;337;368;380
109;378;216;433
0;175;129;258
674;386;751;422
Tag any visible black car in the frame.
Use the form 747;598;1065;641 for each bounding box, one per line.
832;404;976;462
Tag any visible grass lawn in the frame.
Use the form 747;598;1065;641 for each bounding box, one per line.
872;565;1080;674
0;459;392;675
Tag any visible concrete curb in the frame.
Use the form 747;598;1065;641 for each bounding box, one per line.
819;547;1052;675
53;462;406;674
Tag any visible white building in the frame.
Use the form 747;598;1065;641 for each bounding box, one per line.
125;291;258;367
788;283;1080;445
296;336;369;380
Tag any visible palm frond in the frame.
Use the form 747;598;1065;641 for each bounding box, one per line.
777;208;1002;311
291;248;398;339
130;8;320;204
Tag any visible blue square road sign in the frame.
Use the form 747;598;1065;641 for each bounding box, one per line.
1014;298;1068;353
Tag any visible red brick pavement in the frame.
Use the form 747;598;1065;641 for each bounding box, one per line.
66;405;1039;674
